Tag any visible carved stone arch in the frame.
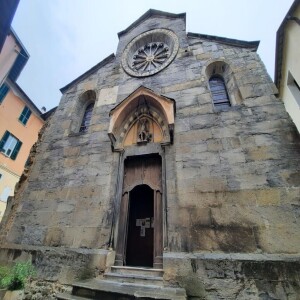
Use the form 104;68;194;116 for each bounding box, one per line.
79;89;97;104
108;86;175;151
204;60;242;106
205;60;230;77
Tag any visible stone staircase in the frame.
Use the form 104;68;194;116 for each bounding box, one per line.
57;266;186;300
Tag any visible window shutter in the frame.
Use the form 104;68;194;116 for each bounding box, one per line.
10;140;22;160
209;75;230;108
0;131;9;152
19;106;32;125
19;108;25;122
23;108;31;125
0;84;9;104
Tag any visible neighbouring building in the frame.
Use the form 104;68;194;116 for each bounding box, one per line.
0;10;300;300
0;30;45;222
275;0;300;132
0;0;20;52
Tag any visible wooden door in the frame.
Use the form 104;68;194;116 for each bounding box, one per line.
126;185;154;267
115;155;163;268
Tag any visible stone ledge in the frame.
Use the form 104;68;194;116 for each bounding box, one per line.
163;251;300;262
0;243;111;256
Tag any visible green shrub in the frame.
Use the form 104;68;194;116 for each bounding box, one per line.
0;261;36;290
0;266;10;289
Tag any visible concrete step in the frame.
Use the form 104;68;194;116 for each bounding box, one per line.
71;278;187;300
104;271;164;285
110;265;164;277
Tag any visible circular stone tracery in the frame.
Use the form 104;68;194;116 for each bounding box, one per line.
132;43;169;72
122;29;179;77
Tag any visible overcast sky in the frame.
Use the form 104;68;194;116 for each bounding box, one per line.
12;0;293;112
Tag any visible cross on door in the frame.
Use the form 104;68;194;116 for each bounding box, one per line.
136;218;154;237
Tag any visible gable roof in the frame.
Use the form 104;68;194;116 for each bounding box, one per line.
118;9;186;38
187;32;260;50
60;10;260;96
6;28;30;82
6;78;43;118
60;53;115;94
274;0;300;89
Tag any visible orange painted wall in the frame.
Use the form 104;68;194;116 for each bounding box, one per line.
0;89;44;175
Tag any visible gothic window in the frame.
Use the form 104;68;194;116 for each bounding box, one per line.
79;102;94;132
69;90;96;134
209;75;231;109
206;61;242;109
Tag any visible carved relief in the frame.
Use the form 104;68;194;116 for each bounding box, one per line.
137;118;152;143
108;87;175;151
123;115;164;147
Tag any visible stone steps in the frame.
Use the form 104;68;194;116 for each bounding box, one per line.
104;265;164;285
56;266;186;300
103;271;164;285
110;265;164;277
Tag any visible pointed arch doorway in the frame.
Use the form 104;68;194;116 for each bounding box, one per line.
109;87;175;269
115;154;163;269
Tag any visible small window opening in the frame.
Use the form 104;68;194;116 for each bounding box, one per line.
287;71;300;106
209;75;231;109
79;102;94;132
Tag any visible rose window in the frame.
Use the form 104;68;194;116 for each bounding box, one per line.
132;43;169;72
121;29;179;77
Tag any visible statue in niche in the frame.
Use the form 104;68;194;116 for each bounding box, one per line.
137;118;152;143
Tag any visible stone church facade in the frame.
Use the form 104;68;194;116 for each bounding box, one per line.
1;10;300;300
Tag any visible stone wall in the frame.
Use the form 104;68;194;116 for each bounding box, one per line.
23;280;70;300
0;245;114;284
164;253;300;299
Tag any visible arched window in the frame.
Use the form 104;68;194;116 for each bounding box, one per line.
209;75;230;109
79;102;94;132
